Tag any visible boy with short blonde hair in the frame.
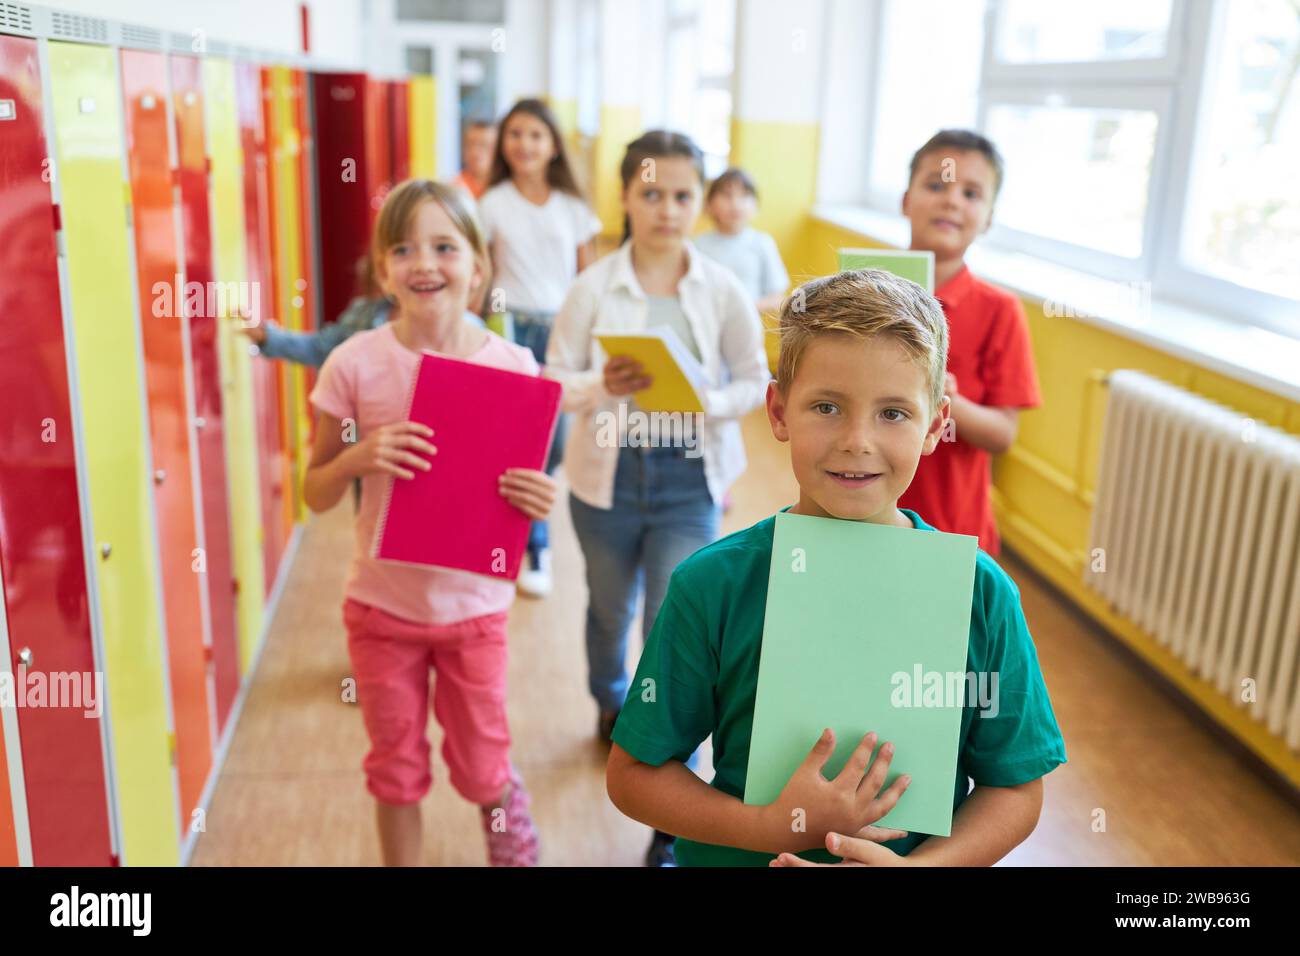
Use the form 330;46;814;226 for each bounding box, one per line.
606;269;1065;866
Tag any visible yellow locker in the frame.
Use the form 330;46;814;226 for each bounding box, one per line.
204;57;266;675
47;40;179;865
267;65;310;524
409;74;436;180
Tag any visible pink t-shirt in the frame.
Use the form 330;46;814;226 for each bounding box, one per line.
310;322;539;625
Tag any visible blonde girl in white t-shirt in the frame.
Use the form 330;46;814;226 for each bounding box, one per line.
478;98;602;597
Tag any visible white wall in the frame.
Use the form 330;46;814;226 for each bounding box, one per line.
34;0;365;65
500;0;547;103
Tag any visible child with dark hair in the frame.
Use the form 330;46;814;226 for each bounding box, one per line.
695;167;789;316
478;98;602;597
896;129;1041;556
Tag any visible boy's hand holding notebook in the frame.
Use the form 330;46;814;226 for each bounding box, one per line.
745;511;977;837
595;326;709;413
372;351;561;581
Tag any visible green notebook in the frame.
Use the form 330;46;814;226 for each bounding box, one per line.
744;511;977;836
838;248;935;293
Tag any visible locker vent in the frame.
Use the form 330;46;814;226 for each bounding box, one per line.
120;24;162;49
207;39;230;57
0;2;33;33
169;31;197;53
49;10;108;42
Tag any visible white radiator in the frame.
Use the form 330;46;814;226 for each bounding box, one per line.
1085;370;1300;750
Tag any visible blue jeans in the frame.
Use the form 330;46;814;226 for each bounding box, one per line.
569;444;721;765
509;308;567;556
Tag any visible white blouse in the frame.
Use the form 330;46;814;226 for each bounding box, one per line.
545;240;771;509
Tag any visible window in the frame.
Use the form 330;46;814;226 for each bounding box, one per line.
846;0;1300;335
984;98;1160;261
866;0;984;206
993;0;1173;64
1182;0;1300;302
664;0;736;179
977;1;1180;277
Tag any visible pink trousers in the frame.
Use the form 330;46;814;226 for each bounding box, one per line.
343;598;512;806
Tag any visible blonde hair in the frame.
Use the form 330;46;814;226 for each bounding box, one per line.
371;179;491;299
775;269;948;412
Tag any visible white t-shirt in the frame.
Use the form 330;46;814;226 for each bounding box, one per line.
693;227;789;302
478;180;603;313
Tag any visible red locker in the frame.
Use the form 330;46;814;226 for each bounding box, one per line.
169;54;239;733
237;62;287;594
0;33;113;866
293;69;318;336
120;48;214;827
389;80;410;183
310;72;379;331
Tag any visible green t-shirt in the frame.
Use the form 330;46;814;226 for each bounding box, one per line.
611;508;1068;866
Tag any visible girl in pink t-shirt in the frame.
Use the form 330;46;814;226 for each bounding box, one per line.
305;180;556;866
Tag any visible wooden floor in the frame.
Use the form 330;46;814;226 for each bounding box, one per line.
191;408;1300;866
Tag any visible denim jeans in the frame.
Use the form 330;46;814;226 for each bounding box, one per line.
569;444;721;767
508;308;568;556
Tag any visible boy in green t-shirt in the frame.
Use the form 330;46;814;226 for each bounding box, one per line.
606;269;1066;866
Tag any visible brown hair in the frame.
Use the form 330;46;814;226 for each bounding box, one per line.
706;166;758;205
618;130;706;243
908;129;1005;198
489;98;585;199
775;269;948;413
371;179;491;300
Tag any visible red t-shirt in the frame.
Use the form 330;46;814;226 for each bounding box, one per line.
899;265;1041;554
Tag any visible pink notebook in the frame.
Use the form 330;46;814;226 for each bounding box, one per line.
372;350;562;581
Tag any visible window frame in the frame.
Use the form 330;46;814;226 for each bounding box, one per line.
850;0;1299;339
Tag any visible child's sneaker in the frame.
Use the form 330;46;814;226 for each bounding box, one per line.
481;770;540;867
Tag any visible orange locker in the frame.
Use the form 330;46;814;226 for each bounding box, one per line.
170;54;240;732
120;47;215;828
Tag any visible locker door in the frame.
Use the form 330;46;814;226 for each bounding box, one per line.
169;54;239;733
47;39;178;866
389;80;410;183
293;69;318;337
204;56;266;674
261;66;296;550
1;557;29;867
365;77;392;206
310;72;371;332
0;33;113;867
266;65;309;530
0;695;19;866
236;62;287;595
408;74;436;180
120;47;214;831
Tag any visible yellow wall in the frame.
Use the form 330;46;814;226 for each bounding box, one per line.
591;104;641;237
789;212;1300;788
727;118;821;367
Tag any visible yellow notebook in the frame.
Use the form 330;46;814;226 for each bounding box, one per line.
595;327;709;413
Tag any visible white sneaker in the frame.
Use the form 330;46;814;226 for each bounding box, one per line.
516;548;553;598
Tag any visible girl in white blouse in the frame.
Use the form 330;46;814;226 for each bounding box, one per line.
545;130;769;865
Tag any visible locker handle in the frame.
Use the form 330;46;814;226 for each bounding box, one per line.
100;543;112;559
17;648;32;667
154;469;167;484
194;417;207;429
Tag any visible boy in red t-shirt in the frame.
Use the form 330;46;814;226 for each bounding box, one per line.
896;130;1040;555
